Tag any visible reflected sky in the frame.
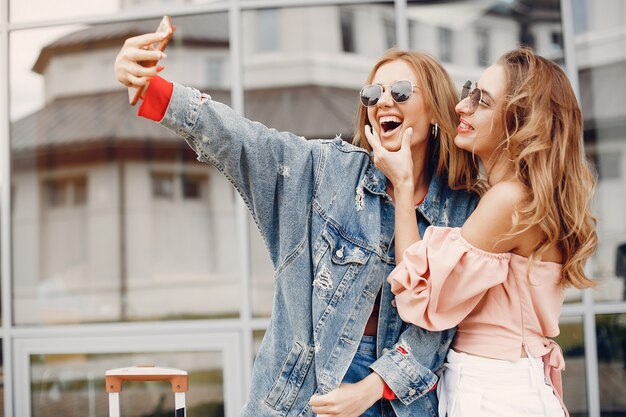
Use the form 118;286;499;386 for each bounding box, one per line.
10;0;116;23
11;26;82;121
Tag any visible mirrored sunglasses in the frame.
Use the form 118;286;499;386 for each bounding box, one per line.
460;80;490;114
359;80;416;107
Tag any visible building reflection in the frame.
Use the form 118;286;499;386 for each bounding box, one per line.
7;1;626;416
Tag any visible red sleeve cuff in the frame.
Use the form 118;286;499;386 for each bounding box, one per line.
382;383;396;400
137;75;174;121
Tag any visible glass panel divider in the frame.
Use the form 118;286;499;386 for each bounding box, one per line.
230;0;254;406
394;0;408;49
1;0;14;414
583;288;601;417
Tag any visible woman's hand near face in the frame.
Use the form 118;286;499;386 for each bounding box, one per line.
309;373;385;417
114;33;167;89
365;125;415;191
366;125;421;264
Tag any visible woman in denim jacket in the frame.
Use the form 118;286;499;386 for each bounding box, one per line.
115;34;479;417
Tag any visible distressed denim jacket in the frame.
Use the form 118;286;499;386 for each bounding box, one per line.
160;84;479;417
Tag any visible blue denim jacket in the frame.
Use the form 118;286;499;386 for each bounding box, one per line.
160;84;478;417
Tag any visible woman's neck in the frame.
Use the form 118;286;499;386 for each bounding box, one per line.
412;154;431;203
484;153;515;186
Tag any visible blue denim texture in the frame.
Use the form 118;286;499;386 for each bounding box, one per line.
342;336;382;417
160;84;479;417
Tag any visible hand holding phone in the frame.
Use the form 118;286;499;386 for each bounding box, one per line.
128;15;175;105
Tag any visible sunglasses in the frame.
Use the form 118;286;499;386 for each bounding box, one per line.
459;80;492;114
359;80;417;107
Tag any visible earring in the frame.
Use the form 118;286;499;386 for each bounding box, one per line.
431;123;439;139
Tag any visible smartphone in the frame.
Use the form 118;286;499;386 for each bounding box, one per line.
129;15;175;105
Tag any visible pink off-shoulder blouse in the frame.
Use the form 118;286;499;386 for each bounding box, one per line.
388;226;568;410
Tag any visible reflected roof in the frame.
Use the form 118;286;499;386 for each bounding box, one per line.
33;14;229;74
247;85;357;140
11;85;358;153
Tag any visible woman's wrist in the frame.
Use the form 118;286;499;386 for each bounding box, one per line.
394;182;417;208
393;181;414;199
362;372;386;401
393;177;414;191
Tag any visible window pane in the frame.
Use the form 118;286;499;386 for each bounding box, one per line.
340;7;356;53
408;0;565;91
384;17;396;49
438;27;453;63
152;173;175;200
242;4;393;317
250;216;274;318
256;8;280;52
476;27;489;66
573;0;624;33
10;13;239;325
10;0;227;24
0;341;3;416
555;316;588;417
253;329;265;361
31;351;224;417
408;1;584;303
572;0;626;303
10;0;118;24
596;314;626;416
182;174;208;200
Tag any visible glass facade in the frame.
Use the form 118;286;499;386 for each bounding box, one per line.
30;351;223;417
556;316;588;417
10;14;239;326
0;1;624;416
596;314;626;416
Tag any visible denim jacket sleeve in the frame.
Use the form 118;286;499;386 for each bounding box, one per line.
369;325;455;405
159;83;321;269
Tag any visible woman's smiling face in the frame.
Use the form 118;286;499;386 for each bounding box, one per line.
367;59;433;153
454;64;507;160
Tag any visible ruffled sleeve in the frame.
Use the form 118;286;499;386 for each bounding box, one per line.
388;226;511;331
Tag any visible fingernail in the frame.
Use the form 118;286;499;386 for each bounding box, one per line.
160;53;167;59
156;65;165;72
407;127;413;135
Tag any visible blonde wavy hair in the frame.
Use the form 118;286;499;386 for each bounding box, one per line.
497;47;597;288
352;49;479;191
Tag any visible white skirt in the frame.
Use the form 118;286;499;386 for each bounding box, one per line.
437;349;566;417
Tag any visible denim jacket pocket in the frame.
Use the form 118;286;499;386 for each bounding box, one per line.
312;224;370;300
265;342;315;414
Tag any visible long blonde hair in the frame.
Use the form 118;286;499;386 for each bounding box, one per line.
353;49;479;191
497;47;597;288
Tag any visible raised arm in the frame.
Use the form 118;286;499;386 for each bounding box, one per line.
113;32;321;270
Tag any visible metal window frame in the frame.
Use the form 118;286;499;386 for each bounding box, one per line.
0;2;399;416
1;0;13;412
0;1;623;417
560;0;601;415
13;328;242;417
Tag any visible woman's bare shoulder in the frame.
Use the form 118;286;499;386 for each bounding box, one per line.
461;180;530;253
479;180;529;209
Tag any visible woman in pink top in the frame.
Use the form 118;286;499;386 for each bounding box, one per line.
365;47;597;417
